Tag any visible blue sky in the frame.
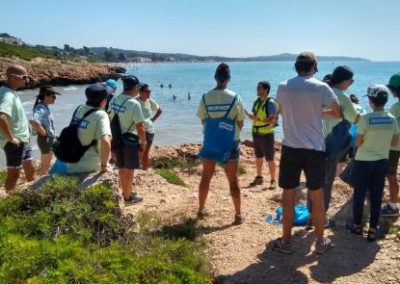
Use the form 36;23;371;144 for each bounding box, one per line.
1;0;399;61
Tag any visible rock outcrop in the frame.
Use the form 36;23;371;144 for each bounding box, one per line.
0;57;126;89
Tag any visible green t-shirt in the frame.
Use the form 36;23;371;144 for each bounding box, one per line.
0;86;30;147
136;98;159;134
355;111;399;161
66;105;111;174
197;89;245;141
323;88;359;136
109;93;144;136
390;101;400;151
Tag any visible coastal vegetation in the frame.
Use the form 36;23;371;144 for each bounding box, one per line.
0;175;212;283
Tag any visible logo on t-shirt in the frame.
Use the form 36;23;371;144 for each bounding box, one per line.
206;104;231;112
110;102;127;113
369;117;394;125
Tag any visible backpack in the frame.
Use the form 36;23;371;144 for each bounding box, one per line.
110;98;138;150
325;108;352;160
53;106;98;163
198;94;238;164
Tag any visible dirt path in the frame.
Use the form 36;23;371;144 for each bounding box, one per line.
125;144;400;284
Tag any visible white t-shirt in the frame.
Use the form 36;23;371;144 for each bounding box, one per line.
276;76;338;151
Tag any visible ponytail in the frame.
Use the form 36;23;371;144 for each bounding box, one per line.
33;94;44;110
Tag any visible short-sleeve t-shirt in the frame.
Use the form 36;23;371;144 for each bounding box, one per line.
390;101;400;151
66;105;111;174
276;76;338;151
197;88;245;141
0;86;30;147
323;88;359;136
355;111;399;161
32;103;56;138
109;93;144;135
136;98;159;134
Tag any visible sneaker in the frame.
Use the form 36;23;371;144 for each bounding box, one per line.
381;204;400;217
268;237;295;254
197;209;209;219
315;237;334;254
269;180;278;190
124;194;143;205
233;214;245;225
250;176;263;187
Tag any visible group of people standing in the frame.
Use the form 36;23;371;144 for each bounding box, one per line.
2;54;400;256
0;65;162;206
195;53;400;255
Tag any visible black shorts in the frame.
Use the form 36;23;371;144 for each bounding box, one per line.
37;136;55;154
279;145;325;190
113;144;140;170
388;150;400;176
3;142;33;168
252;133;275;161
146;132;155;147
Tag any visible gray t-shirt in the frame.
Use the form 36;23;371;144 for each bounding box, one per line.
276;76;338;151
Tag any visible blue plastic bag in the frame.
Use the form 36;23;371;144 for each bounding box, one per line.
266;204;310;226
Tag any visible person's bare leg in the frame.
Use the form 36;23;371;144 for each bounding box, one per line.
5;168;21;193
309;189;326;242
282;189;296;243
38;153;52;176
388;174;399;204
198;159;216;211
256;158;263;177
142;145;151;170
267;160;276;181
22;160;35;182
119;168;133;200
225;160;241;215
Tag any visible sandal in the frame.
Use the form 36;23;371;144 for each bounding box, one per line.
367;229;377;242
351;225;363;235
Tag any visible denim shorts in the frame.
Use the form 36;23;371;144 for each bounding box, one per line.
3;142;33;168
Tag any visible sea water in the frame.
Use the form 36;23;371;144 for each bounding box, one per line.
2;61;400;164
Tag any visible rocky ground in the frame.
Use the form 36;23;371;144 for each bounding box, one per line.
2;142;400;283
0;57;125;89
127;143;400;284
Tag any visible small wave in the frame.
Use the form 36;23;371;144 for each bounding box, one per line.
62;86;78;91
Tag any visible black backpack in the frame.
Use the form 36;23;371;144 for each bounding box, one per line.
110;98;136;150
53;106;99;163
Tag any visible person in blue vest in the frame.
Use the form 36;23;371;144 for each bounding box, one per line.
245;81;278;189
197;63;246;225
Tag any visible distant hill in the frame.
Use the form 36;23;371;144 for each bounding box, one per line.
0;33;369;63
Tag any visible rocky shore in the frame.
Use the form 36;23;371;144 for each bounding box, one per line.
0;57;126;89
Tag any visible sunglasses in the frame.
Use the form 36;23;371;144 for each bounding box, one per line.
11;74;29;80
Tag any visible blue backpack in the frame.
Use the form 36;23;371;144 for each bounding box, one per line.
198;94;238;164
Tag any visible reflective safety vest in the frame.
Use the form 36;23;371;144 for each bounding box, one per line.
252;96;274;135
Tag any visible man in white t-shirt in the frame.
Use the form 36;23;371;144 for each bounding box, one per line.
269;52;341;254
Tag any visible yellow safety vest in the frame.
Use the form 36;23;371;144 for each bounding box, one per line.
252;96;274;135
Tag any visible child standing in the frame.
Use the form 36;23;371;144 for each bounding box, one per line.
352;85;399;242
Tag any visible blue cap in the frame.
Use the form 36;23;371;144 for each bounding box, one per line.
85;83;109;103
105;79;118;91
122;75;140;90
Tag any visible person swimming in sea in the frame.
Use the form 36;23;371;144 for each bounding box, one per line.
188;92;191;100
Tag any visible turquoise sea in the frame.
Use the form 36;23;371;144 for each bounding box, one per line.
2;61;400;164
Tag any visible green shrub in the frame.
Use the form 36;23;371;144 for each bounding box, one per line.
155;169;186;186
0;176;212;283
0;171;6;186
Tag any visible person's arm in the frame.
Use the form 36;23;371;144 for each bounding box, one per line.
100;134;111;173
29;120;47;136
0;113;19;145
322;101;341;119
391;134;399;147
355;134;364;147
237;120;244;130
136;122;146;152
151;107;162;122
